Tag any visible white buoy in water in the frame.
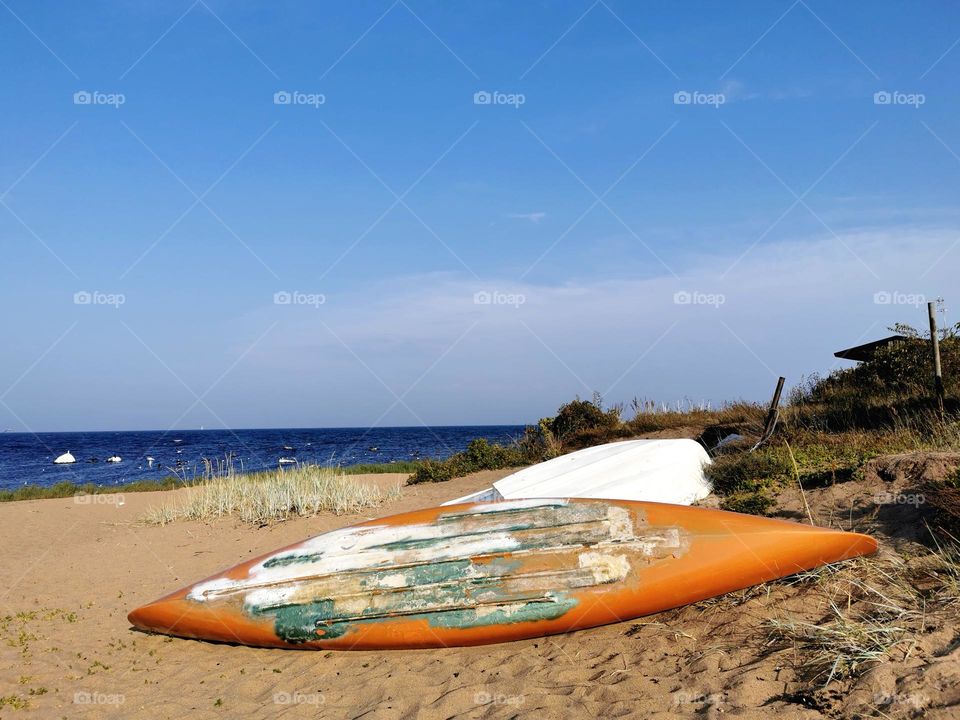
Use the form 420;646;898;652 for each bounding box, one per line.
106;455;121;463
53;451;76;464
147;456;155;467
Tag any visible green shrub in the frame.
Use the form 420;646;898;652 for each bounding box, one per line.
720;491;775;516
549;397;620;441
789;320;960;430
706;448;792;495
408;439;528;484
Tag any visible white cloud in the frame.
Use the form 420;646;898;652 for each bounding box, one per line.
240;225;956;425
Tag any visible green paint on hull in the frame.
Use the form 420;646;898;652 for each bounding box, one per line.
263;553;323;569
249;554;573;644
360;559;476;588
261;594;579;644
267;600;339;643
425;596;578;630
244;502;624;644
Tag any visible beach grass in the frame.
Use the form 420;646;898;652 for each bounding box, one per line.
0;478;186;503
142;463;401;525
0;460;420;503
339;460;423;475
763;539;960;686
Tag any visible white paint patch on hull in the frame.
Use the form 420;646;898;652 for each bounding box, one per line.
186;500;687;622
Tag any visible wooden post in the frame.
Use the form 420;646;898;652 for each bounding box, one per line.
928;301;945;417
761;376;786;438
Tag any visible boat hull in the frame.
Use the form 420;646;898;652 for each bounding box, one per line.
128;499;877;649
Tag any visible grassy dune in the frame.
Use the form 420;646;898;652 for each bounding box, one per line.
143;464;401;525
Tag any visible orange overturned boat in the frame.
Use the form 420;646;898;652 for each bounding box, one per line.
128;498;877;649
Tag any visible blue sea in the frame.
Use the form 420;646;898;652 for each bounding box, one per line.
0;426;527;491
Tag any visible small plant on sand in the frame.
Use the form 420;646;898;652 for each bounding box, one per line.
767;602;912;684
143;463;400;525
0;694;29;710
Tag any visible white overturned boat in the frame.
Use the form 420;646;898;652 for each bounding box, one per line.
53;451;76;464
444;439;712;506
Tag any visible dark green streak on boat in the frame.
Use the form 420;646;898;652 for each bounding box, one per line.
262;595;578;643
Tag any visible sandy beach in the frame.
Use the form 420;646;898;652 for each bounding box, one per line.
2;466;957;719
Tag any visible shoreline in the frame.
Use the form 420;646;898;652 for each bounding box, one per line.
0;459;426;503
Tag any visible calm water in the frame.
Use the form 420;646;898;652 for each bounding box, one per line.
0;426;526;491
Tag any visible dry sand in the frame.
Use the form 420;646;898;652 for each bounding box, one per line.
1;468;957;719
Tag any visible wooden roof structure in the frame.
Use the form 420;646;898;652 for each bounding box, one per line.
833;334;911;362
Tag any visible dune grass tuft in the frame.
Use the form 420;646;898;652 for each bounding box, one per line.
764;543;960;686
143;463;400;525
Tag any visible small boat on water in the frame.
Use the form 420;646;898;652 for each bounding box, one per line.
127;498;878;650
106;455;122;463
53;451;75;464
278;457;297;465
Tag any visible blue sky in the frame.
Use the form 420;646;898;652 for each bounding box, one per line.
1;0;958;431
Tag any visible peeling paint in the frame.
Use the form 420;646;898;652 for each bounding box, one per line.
185;499;690;645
